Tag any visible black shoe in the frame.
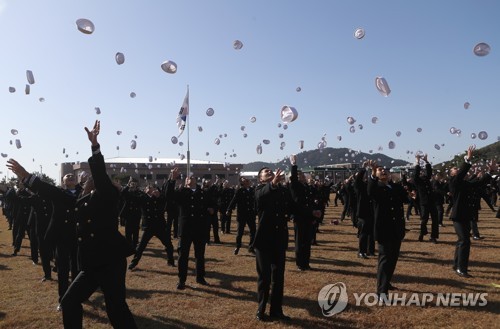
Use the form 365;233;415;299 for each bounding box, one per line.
214;240;222;244
367;252;376;256
233;248;240;255
429;238;438;244
305;265;312;270
388;284;398;291
41;276;52;282
358;252;368;259
297;266;306;271
176;282;186;290
128;262;137;271
196;278;209;286
418;235;423;242
248;247;255;254
256;312;267;321
473;236;483;240
167;259;175;267
11;251;17;256
270;312;291;321
456;269;472;278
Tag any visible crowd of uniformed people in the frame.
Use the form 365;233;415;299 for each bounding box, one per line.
2;121;498;327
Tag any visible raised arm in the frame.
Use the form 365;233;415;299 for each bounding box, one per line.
166;167;180;202
85;120;118;199
7;159;68;203
456;145;476;182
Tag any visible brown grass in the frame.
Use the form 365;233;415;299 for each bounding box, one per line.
0;200;499;329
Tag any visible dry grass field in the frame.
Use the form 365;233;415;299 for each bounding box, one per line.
0;200;499;329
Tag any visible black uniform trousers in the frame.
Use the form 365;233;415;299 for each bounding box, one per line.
166;212;179;239
406;199;419;220
357;218;375;255
334;192;342;206
60;258;137;329
36;221;53;278
293;220;313;268
219;212;231;233
206;213;220;243
177;233;206;283
132;225;174;265
124;216;141;250
340;196;350;221
14;219;39;261
38;236;53;279
255;247;286;315
419;204;439;239
377;239;401;295
453;220;471;272
470;210;480;238
55;242;79;301
436;203;444;226
235;215;256;249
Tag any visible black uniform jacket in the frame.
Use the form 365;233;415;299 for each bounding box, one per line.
367;176;406;243
449;162;492;223
253;182;292;251
166;180;210;238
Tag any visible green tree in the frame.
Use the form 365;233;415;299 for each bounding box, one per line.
31;171;56;186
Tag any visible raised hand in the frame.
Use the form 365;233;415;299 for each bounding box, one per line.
488;160;497;173
467;145;476;161
368;160;377;172
289;154;297;166
84;120;100;146
6;159;29;180
272;168;283;186
170;167;180;180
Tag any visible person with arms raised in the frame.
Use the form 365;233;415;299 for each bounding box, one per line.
7;120;137;329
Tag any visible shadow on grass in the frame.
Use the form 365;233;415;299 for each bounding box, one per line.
402;253;500;271
0;251;15;259
308;257;367;269
83;305;210;329
127;267;178;277
148;315;220;329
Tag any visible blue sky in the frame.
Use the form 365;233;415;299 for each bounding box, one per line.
1;0;499;181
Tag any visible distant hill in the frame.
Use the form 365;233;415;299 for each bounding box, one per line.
433;141;500;172
243;142;500;173
242;147;410;172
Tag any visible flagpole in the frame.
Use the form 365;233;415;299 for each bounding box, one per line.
186;85;190;179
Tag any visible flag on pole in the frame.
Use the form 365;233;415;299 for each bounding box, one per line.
176;87;189;137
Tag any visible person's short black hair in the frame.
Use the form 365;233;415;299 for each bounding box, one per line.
258;167;269;177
